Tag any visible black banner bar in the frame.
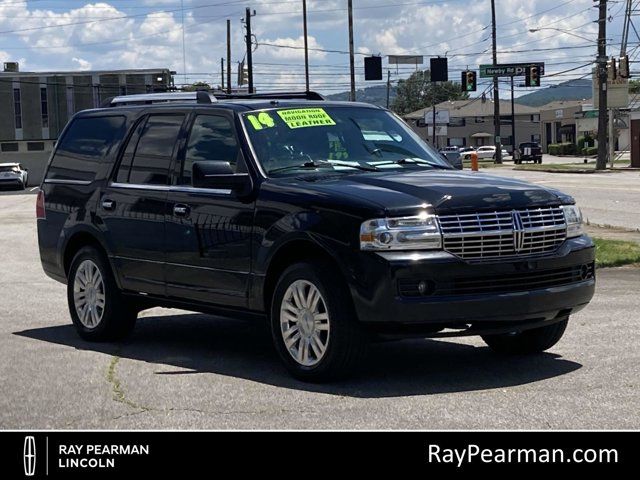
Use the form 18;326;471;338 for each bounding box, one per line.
0;431;636;477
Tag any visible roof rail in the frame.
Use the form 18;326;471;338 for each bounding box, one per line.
103;91;215;107
214;91;325;101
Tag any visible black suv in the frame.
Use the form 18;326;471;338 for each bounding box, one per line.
37;91;595;381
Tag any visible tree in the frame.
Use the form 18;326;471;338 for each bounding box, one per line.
391;70;469;115
629;79;640;94
183;82;211;92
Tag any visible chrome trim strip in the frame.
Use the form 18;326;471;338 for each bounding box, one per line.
109;182;232;195
111;256;250;275
43;179;92;185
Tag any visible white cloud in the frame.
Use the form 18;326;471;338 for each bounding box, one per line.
259;35;327;60
72;57;92;70
0;0;621;92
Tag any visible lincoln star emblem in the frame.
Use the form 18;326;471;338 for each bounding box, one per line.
512;210;526;252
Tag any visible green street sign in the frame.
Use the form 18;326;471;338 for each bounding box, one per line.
480;63;545;78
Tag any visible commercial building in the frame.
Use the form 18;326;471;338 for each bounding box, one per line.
538;100;591;152
0;63;173;184
404;99;540;152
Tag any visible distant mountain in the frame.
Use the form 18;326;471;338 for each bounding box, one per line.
515;79;592;107
326;84;396;107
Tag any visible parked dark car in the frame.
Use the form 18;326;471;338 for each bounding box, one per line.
441;151;463;170
37;92;595;381
515;142;543;164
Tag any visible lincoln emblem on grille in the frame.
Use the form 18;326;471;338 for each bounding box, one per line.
512;210;526;252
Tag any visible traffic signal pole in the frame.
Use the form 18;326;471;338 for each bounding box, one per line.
226;19;232;94
245;8;254;94
511;76;516;153
596;0;608;170
491;0;502;164
303;0;310;92
348;0;356;101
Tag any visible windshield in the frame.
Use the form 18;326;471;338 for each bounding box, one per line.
241;106;451;176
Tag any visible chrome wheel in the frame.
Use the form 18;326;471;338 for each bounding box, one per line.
280;280;330;367
73;260;106;328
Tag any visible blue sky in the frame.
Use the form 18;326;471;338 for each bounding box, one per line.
0;0;631;96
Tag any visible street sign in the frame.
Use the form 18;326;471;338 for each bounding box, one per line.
480;63;545;78
424;110;450;125
428;125;448;137
388;55;424;65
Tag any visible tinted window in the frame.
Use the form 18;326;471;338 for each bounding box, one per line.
47;116;126;181
181;115;239;185
120;114;184;185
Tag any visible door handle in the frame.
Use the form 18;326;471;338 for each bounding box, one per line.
173;204;190;217
102;199;115;211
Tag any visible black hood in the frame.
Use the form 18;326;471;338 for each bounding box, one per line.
286;169;572;216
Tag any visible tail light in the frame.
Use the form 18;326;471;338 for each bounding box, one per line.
36;190;46;220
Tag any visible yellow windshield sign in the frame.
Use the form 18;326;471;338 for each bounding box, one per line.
277;108;336;129
247;112;276;130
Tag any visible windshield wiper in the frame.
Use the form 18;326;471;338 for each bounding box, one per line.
269;160;379;175
373;158;451;169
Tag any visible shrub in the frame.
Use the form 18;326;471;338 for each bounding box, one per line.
548;144;560;155
577;135;593;151
549;143;578;155
583;146;598;156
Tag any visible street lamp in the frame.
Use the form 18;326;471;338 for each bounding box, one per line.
528;27;597;44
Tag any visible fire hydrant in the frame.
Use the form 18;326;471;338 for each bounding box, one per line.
470;152;479;172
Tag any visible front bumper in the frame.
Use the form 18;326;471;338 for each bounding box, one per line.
347;235;595;334
0;177;23;185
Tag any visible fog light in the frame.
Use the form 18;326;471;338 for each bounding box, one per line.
418;281;427;295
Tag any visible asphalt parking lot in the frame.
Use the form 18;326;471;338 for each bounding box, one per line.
0;187;638;430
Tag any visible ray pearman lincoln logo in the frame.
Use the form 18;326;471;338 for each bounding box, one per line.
23;436;36;476
58;444;150;470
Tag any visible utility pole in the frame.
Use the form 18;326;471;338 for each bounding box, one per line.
491;0;502;163
245;8;255;94
609;107;616;167
303;0;310;92
596;0;608;170
511;76;516;153
221;58;225;91
226;19;232;94
386;70;391;108
348;0;356;101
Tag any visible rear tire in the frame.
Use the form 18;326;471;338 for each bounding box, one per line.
270;261;368;382
67;246;137;341
482;318;568;354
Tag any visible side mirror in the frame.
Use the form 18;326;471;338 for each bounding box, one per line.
192;161;252;194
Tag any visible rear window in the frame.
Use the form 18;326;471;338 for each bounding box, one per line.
47;116;126;182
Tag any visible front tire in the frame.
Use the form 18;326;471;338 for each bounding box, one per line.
482;319;568;354
270;261;367;382
67;246;137;341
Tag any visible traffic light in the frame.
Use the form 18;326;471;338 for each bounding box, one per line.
619;55;629;78
525;65;540;87
461;70;476;92
607;57;617;81
238;61;248;86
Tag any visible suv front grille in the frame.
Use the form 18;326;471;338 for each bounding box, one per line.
398;263;594;298
438;207;567;260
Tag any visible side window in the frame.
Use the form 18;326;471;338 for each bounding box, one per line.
116;114;184;185
47;116;126;182
181;115;239;185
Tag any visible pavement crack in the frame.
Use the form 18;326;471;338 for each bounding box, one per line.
106;355;151;413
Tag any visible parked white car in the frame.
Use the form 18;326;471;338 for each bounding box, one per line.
0;163;28;189
461;146;509;160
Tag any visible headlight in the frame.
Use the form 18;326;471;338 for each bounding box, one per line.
562;205;583;238
360;212;442;250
